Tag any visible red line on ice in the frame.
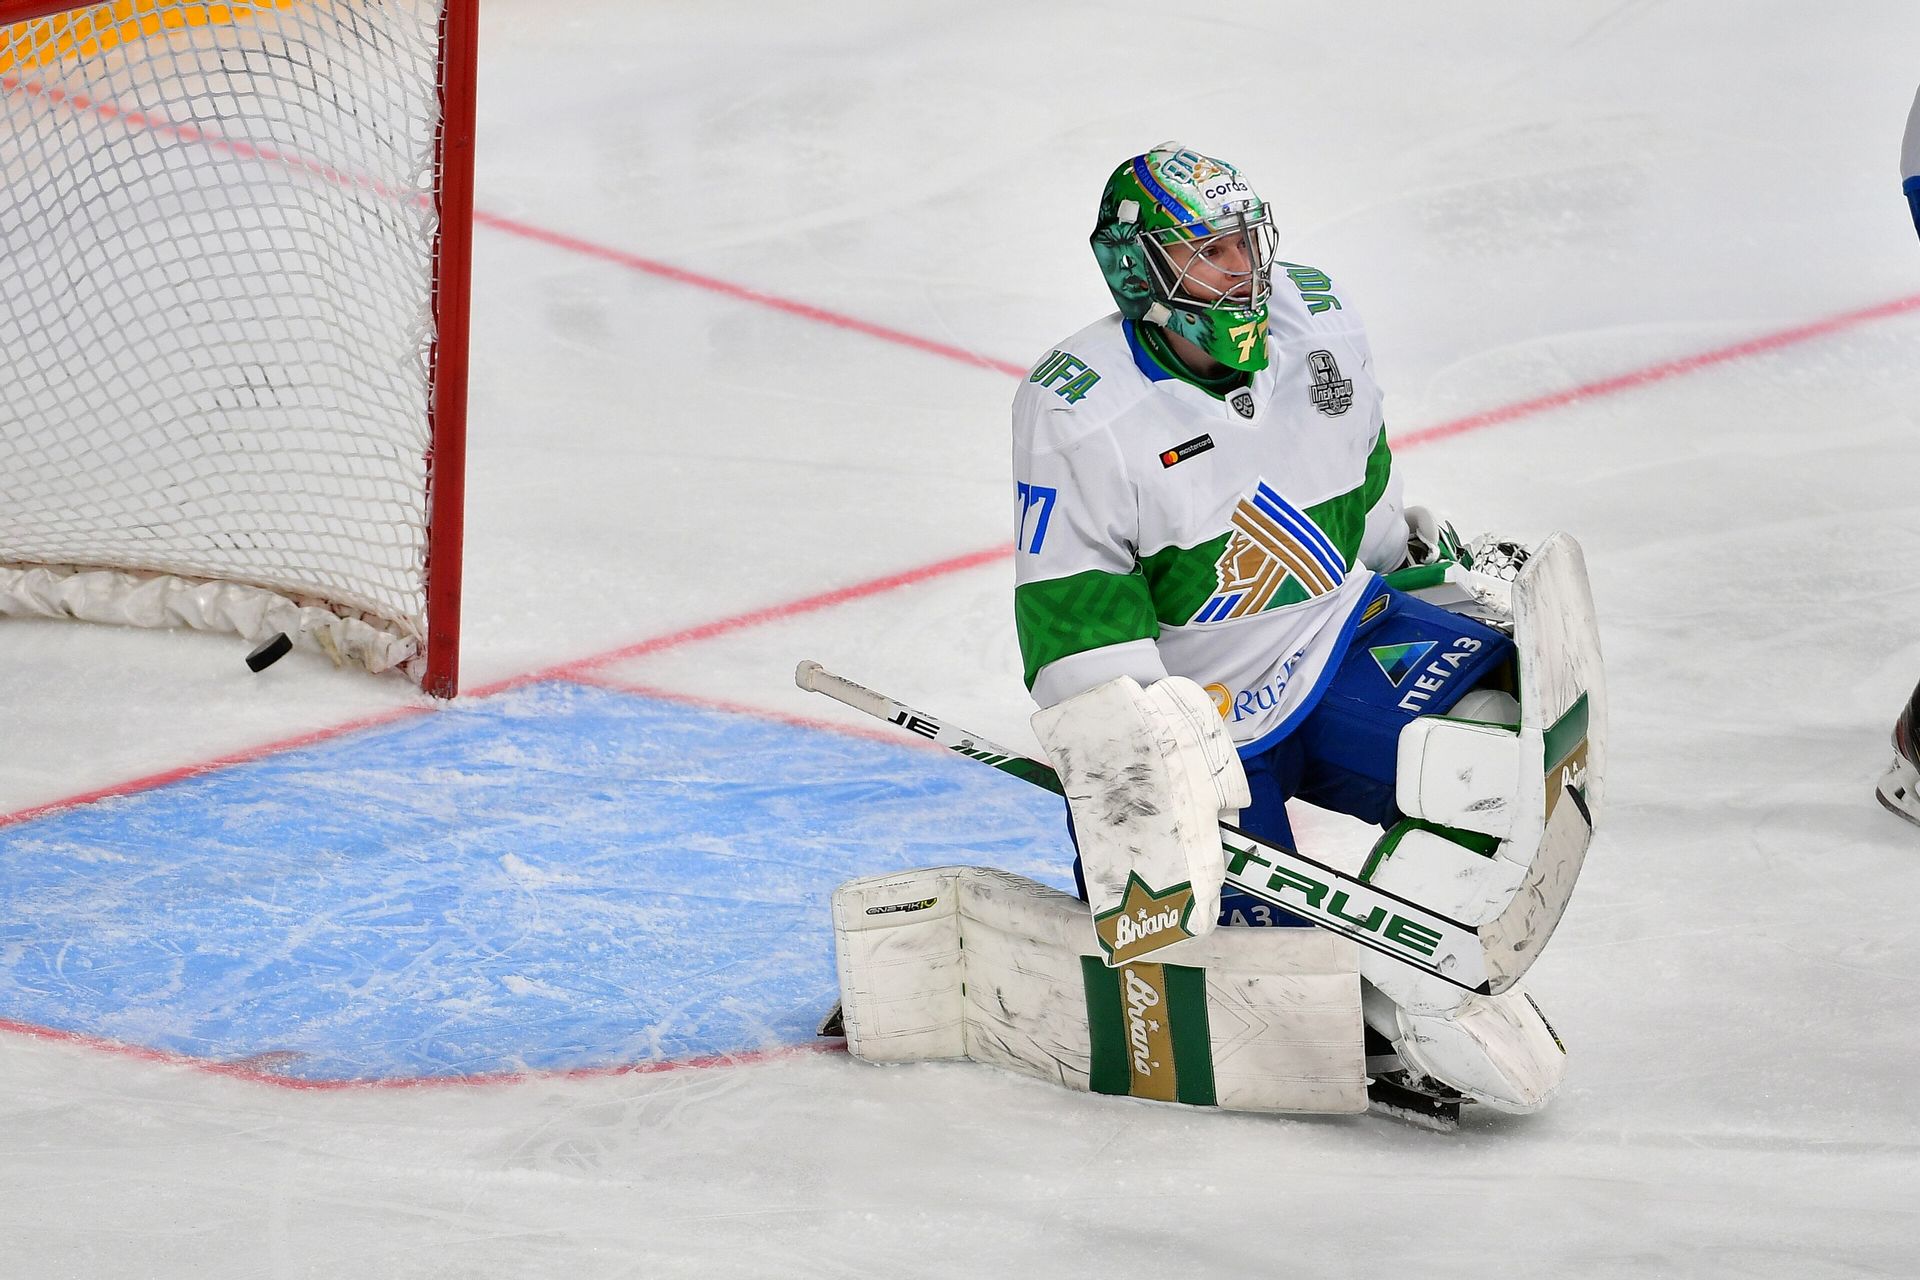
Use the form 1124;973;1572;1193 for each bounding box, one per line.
566;671;944;752
3;70;1024;378
8;62;1920;1075
465;545;1008;696
0;1015;844;1092
6;291;1919;831
0;546;1000;830
0;705;425;831
1393;291;1920;448
472;210;1031;378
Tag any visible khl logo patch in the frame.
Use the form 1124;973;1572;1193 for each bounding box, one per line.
1229;389;1256;419
1307;350;1352;416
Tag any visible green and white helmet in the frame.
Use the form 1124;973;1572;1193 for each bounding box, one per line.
1090;143;1277;372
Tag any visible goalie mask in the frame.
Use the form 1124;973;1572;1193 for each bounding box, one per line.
1090;143;1277;373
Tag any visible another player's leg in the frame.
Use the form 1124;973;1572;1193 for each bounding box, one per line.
1876;679;1920;829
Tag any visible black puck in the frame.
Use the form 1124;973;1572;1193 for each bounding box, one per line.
246;632;293;672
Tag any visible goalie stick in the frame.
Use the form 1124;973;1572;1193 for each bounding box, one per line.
795;660;1501;997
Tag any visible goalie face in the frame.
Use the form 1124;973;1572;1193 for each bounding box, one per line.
1090;143;1278;372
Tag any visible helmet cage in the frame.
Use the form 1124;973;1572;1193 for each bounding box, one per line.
1141;206;1277;316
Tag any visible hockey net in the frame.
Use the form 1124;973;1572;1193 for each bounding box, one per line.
0;0;475;695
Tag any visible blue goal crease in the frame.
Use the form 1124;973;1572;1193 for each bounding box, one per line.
0;679;1073;1082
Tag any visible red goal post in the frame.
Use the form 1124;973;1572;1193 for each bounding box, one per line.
0;0;477;696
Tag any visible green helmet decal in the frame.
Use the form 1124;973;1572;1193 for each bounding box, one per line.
1090;143;1277;373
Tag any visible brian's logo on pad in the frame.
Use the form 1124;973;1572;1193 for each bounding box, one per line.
1093;872;1198;966
1190;481;1346;623
1370;641;1437;687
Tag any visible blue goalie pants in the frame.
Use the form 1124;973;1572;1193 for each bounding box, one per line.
1070;579;1515;927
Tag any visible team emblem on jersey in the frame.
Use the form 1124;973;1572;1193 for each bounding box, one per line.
1191;481;1346;623
1307;350;1352;416
1370;641;1437;687
1229;389;1256;420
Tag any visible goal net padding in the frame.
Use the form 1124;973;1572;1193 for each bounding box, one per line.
0;0;475;694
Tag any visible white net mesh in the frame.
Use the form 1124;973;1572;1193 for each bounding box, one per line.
0;1;453;671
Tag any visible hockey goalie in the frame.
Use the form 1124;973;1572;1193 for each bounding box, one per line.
818;143;1606;1129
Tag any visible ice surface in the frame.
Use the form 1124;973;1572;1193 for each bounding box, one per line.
4;0;1919;1275
0;682;1074;1079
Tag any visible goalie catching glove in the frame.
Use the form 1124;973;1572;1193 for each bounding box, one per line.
1402;505;1531;582
1402;505;1466;569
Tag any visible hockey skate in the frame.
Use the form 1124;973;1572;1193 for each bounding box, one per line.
1364;1027;1466;1132
816;1002;846;1038
1367;1070;1467;1132
1875;682;1920;830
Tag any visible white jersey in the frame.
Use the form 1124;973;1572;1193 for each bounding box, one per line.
1011;266;1407;755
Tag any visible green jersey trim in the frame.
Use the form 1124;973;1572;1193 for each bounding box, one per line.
1015;567;1160;689
1128;320;1248;399
1310;426;1393;571
1017;430;1395;683
1136;428;1396;625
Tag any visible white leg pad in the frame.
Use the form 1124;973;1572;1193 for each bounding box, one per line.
1391;986;1568;1113
1395;713;1524;840
830;867;969;1062
832;865;1367;1114
1385;535;1607;994
1362;826;1526;927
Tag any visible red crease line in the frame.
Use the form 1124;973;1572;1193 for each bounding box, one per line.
0;546;1007;828
0;1016;845;1091
566;670;950;752
0;704;428;831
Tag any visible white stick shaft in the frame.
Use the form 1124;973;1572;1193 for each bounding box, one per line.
795;660;1056;789
792;660;1494;995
